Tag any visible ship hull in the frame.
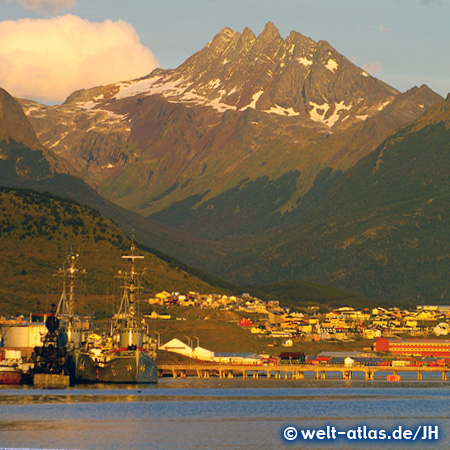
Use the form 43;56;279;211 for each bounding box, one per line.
70;350;97;383
0;368;22;385
98;350;158;383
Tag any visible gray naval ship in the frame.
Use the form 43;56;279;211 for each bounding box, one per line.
32;253;96;386
57;253;97;383
95;241;158;383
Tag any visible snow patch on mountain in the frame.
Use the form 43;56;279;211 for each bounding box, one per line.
113;75;181;100
207;79;221;89
77;100;128;121
265;104;300;117
377;100;391;111
49;131;68;148
325;59;338;73
309;101;330;123
243;90;264;110
297;57;313;67
324;101;352;127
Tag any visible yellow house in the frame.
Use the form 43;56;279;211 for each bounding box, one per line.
414;311;436;321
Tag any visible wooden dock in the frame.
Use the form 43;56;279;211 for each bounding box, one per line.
33;373;70;388
158;362;450;381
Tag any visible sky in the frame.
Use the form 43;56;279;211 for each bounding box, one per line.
1;0;449;103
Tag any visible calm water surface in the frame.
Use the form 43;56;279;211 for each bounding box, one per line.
0;376;449;449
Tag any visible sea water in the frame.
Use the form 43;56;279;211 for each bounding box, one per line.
0;376;449;450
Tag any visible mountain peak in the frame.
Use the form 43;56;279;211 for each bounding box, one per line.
217;26;236;38
259;21;281;41
0;87;42;150
206;26;238;54
287;30;315;46
242;26;256;41
398;84;442;105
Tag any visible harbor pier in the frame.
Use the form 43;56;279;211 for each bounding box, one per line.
158;362;450;381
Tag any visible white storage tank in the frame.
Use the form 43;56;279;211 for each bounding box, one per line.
3;324;47;348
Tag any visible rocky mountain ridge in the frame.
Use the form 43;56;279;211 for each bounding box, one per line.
64;22;399;129
15;22;444;263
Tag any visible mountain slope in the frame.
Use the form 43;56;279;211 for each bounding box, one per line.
0;87;376;311
0;88;41;150
0;87;225;264
19;23;442;263
217;95;450;304
0;88;69;177
0;187;229;316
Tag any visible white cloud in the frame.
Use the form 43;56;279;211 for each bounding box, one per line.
362;61;383;75
0;14;159;103
8;0;75;14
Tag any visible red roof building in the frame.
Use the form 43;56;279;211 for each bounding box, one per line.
238;317;253;327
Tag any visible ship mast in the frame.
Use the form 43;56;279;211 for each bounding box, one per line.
113;233;146;348
56;253;84;347
116;233;144;320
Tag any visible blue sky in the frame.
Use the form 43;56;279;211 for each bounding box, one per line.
1;0;449;102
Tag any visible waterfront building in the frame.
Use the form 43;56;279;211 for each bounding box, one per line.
160;338;194;357
374;337;450;356
159;338;215;361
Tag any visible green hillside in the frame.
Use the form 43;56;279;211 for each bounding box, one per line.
218;96;450;305
0;136;228;273
0;187;228;316
247;281;375;311
0;187;374;319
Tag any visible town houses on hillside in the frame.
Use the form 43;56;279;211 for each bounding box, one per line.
148;291;281;313
147;291;450;343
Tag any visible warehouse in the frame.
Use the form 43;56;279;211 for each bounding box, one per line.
374;337;450;356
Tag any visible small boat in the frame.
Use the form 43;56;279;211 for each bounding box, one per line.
0;349;32;385
387;374;401;382
0;364;23;385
